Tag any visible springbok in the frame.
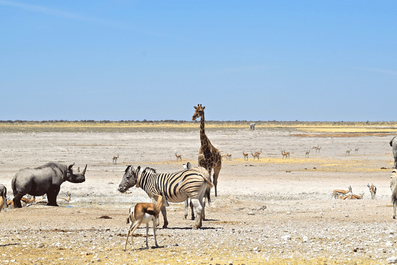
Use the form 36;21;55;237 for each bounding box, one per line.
391;170;397;219
281;151;290;159
305;150;310;158
221;154;228;161
346;149;351;156
332;186;352;199
350;193;364;200
113;155;119;164
367;183;377;199
243;152;249;161
0;184;6;212
175;152;182;162
227;154;232;161
251;150;262;160
7;193;71;206
124;193;169;250
355;148;359;154
339;194;352;200
312;145;321;153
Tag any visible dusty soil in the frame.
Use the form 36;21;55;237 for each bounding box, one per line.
0;128;397;264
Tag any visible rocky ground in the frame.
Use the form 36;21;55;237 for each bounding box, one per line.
0;128;397;264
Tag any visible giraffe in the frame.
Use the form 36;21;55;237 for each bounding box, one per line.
192;104;222;197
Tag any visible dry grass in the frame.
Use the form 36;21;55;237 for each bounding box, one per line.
1;121;397;133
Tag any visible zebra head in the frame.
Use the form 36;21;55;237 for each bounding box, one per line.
118;165;140;193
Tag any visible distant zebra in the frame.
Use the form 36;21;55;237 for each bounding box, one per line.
118;165;213;229
250;123;256;130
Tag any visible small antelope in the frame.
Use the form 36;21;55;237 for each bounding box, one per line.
0;184;6;212
281;151;290;159
251;150;262;160
113;155;119;164
350;193;364;200
175;152;182;162
346;149;351;156
305;150;310;158
227;154;232;161
339;194;352;200
367;183;377;199
124;193;169;250
355;148;359;154
243;152;249;161
332;186;352;199
312;145;321;153
221;154;228;161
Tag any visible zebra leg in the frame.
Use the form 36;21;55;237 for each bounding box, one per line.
190;200;195;220
160;205;168;228
191;198;203;229
184;199;189;219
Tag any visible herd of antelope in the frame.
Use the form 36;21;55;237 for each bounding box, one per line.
331;184;377;200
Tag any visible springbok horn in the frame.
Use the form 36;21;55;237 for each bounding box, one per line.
82;164;87;175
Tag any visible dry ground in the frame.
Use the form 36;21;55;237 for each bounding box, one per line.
1;127;397;264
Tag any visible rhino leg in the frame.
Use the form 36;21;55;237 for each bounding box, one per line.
47;187;60;206
13;192;24;208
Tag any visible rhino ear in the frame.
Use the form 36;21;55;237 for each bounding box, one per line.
68;163;75;171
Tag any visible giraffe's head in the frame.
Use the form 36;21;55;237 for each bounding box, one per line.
192;104;205;121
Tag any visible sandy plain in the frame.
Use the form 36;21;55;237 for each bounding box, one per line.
0;124;397;264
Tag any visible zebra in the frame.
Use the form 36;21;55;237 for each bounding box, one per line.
250;123;256;130
118;165;213;229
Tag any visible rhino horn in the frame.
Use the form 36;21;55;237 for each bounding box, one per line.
82;164;87;175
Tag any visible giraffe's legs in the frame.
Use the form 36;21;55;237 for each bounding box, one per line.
213;165;221;197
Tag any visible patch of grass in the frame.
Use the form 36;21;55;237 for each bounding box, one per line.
1;120;397;133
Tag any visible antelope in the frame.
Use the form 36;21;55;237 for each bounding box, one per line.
124;193;169;250
346;149;351;156
175;152;182;162
350;193;364;200
339;194;352;200
367;183;377;199
227;154;232;161
355;148;359;154
332;186;352;199
243;152;249;161
113;155;119;164
305;150;310;158
312;145;321;153
251;150;262;160
281;151;290;159
221;154;228;161
7;193;72;206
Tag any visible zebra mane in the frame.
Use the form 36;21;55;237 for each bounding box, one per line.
125;165;132;173
142;167;156;175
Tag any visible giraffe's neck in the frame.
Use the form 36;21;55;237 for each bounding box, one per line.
200;113;207;144
200;113;205;139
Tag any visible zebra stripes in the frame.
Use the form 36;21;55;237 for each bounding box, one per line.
118;165;212;229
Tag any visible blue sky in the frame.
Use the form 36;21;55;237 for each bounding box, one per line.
0;1;396;121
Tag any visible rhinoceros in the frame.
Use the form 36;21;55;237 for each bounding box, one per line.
0;184;7;212
391;136;397;169
12;162;86;208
